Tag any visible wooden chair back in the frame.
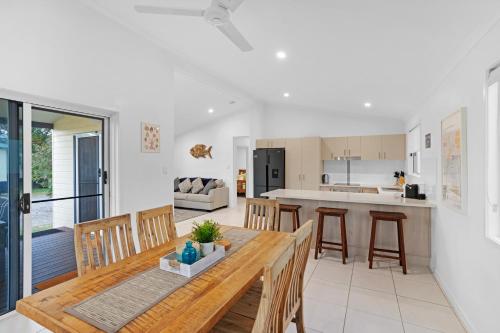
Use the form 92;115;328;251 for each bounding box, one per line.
252;237;295;333
74;214;136;277
137;204;177;252
244;198;279;231
284;220;314;329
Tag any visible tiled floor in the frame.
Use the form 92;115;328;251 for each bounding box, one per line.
4;198;467;333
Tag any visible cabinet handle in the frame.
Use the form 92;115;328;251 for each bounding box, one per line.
384;152;386;159
378;152;381;159
331;153;333;159
349;149;351;156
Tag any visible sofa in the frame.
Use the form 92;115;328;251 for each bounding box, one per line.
174;177;229;211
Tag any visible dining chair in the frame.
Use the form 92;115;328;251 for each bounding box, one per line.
244;198;280;231
211;236;296;333
137;204;177;252
74;214;136;277
283;220;313;332
221;221;314;333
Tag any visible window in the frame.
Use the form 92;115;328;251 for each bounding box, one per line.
486;66;500;244
407;124;421;176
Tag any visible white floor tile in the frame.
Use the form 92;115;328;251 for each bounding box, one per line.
392;266;437;285
351;269;396;294
394;278;448;306
311;260;353;286
285;323;322;333
304;278;349;306
353;259;393;276
403;322;442;333
302;297;346;333
344;308;404;333
398;296;466;333
348;287;401;320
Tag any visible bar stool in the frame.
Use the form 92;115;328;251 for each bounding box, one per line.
368;210;408;274
314;207;348;264
277;204;301;232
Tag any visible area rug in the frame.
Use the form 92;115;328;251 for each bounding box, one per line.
174;208;209;223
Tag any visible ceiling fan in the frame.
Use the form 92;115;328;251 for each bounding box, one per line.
134;0;253;52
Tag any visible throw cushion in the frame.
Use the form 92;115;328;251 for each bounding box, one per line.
191;178;204;194
215;179;224;188
178;178;193;193
200;179;216;195
174;177;180;192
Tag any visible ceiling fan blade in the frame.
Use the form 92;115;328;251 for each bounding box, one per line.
216;21;253;52
224;0;245;12
134;5;204;17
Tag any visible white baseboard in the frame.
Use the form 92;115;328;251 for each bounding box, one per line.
433;270;476;333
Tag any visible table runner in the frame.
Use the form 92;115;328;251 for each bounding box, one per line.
65;228;260;333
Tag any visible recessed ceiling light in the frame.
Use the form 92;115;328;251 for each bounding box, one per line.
283;92;290;98
364;102;372;108
276;51;287;60
208;108;214;113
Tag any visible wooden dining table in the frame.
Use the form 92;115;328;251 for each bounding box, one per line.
16;225;292;333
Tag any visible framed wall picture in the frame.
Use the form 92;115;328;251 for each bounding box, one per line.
141;122;160;153
441;108;467;212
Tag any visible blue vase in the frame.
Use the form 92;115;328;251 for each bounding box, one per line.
182;241;197;265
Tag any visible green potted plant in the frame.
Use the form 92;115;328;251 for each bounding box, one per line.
191;219;222;256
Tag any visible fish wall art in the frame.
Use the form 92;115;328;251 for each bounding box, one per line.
190;144;213;159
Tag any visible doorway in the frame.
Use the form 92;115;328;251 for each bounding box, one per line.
233;136;250;207
30;108;106;292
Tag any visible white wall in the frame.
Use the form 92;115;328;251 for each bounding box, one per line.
405;19;500;333
261;104;405;138
0;0;174;242
174;108;261;207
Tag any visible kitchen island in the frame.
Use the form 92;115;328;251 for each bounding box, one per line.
262;189;435;266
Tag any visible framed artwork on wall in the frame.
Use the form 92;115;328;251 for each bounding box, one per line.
141;122;160;153
441;108;467;212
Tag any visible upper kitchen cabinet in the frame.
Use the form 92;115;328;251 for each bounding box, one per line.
322;137;346;160
256;138;286;148
322;136;361;159
347;136;362;157
381;134;406;160
361;134;406;160
361;135;382;160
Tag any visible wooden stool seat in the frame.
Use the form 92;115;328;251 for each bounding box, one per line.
315;207;348;216
368;210;408;274
314;207;349;264
278;204;302;232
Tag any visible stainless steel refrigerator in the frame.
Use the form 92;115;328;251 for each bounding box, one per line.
253;148;285;198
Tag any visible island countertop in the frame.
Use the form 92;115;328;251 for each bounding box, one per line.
261;189;435;208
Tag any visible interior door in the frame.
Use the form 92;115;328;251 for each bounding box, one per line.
76;135;100;222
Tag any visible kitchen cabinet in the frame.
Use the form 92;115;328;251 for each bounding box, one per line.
361;135;382;160
381;134;406;160
256;138;286;148
361;134;406;160
286;137;322;190
322;136;362;159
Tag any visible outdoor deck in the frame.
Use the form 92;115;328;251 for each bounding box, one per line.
32;227;77;292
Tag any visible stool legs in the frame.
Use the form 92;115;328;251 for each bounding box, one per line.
314;213;324;259
294;210;301;231
340;214;348;264
368;217;377;269
397;219;407;274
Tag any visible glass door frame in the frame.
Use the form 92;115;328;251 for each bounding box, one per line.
21;103;110;298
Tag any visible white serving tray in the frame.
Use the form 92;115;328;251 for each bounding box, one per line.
159;245;225;278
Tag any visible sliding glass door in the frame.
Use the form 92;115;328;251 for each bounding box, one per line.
0;98;24;316
0;98;109;316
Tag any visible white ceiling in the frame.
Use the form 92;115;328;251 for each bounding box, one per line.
84;0;500;120
174;71;252;135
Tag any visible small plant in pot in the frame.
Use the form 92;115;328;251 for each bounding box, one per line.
191;219;222;257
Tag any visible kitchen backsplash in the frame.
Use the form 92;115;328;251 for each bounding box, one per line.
323;160;406;185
